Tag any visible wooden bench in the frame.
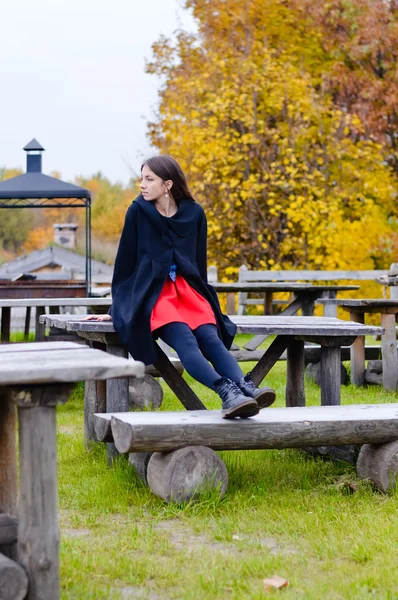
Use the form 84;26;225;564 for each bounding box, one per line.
94;405;398;502
0;341;144;600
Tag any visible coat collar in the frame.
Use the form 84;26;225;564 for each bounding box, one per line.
135;194;198;237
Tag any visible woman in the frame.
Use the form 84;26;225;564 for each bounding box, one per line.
88;156;276;418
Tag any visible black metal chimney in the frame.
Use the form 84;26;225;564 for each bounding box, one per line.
23;138;45;173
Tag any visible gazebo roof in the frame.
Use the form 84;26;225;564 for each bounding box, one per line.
0;138;90;200
0;172;90;199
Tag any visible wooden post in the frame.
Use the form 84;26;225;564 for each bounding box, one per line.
11;383;74;600
323;291;337;318
381;313;398;391
263;292;273;316
286;339;305;407
0;390;17;560
1;307;11;343
35;306;46;341
226;292;236;315
84;380;106;447
105;344;129;462
321;346;341;405
24;306;32;341
349;311;365;387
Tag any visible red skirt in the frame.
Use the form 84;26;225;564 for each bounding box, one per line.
150;275;217;332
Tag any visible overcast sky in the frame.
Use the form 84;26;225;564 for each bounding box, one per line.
0;0;196;184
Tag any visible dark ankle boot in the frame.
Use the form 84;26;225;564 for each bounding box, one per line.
236;372;276;409
214;377;259;419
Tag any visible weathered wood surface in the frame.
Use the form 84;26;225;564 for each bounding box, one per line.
0;392;17;528
357;441;398;493
0;552;29;600
0;344;145;385
320;346;341;405
231;316;383;337
105;345;129;462
18;401;61;600
0;341;86;353
147;447;228;503
128;452;152;485
318;298;398;313
0;297;111;308
214;282;359;292
0;514;18;547
100;404;398;453
238;269;387;282
286;339;305;407
40;313;383;338
232;345;386;363
381;313;398;391
84;379;106;446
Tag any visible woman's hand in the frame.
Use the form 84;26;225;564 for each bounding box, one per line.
83;314;112;321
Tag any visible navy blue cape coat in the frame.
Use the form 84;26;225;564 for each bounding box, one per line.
109;194;237;365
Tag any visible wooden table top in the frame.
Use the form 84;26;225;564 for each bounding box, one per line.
0;297;111;308
40;314;384;338
317;298;398;314
213;283;359;293
0;341;144;385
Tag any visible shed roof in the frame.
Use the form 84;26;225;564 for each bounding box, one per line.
0;246;114;280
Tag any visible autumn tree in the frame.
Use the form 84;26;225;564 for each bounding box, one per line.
146;0;397;276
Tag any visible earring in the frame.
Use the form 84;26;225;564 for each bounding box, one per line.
165;190;169;198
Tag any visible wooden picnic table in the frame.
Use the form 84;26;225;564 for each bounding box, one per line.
39;314;383;425
0;297;111;343
318;298;398;390
213;282;359;317
0;341;144;600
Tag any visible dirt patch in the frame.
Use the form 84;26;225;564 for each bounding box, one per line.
154;520;298;556
62;528;91;538
118;586;163;600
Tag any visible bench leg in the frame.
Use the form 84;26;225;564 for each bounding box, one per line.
1;307;11;343
286;339;305;407
35;306;46;341
0;390;18;560
349;312;365;387
321;346;341;405
381;313;398;391
106;345;129;463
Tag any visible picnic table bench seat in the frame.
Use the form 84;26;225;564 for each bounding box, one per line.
94;405;398;501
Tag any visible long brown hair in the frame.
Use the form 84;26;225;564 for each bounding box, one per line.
141;156;195;202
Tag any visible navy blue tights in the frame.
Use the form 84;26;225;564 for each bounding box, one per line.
156;322;244;390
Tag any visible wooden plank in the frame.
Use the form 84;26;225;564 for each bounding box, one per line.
321;346;341;405
105;345;129;463
1;306;11;342
24;305;31;340
106;404;398;453
0;298;112;307
0;392;17;539
381;313;398;391
318;298;398;307
18;404;61;600
35;305;47;342
231;345;387;363
0;348;145;385
349;311;365;387
286;339;305;407
238;269;387;282
0;341;86;353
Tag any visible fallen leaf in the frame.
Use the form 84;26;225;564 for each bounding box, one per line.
263;575;289;592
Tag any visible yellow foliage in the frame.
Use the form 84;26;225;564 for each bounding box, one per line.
146;0;398;279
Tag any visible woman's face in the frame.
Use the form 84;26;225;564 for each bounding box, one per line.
140;164;172;201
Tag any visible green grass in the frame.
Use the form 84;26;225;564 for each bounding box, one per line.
57;336;398;599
